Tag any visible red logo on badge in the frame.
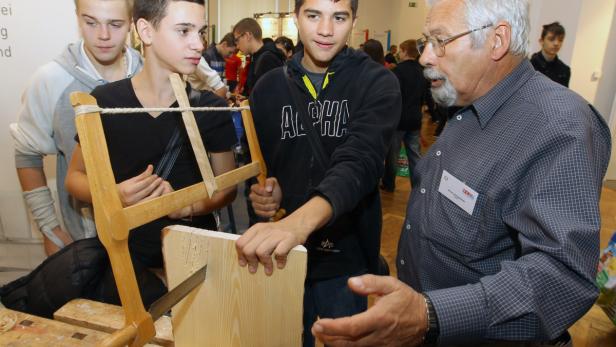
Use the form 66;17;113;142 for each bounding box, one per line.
463;188;475;199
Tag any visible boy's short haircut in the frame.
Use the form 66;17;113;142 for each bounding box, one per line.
220;33;236;46
233;18;262;40
133;0;205;27
541;21;565;39
294;0;358;18
399;40;418;59
275;36;295;52
75;0;135;17
362;39;384;64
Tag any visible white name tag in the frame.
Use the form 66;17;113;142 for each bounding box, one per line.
438;170;479;215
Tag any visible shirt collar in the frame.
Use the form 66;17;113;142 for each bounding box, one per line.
79;40;134;83
470;59;536;129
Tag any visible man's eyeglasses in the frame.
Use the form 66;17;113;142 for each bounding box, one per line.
234;32;246;45
417;24;493;57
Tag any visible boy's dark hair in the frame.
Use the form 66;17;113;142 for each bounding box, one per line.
220;32;236;46
541;22;565;39
362;39;384;64
233;18;262;40
399;39;418;59
275;36;295;53
133;0;205;27
295;0;358;18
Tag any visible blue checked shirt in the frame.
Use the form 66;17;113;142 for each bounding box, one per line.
397;59;611;345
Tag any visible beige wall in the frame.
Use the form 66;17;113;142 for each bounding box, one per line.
352;0;428;48
392;0;429;47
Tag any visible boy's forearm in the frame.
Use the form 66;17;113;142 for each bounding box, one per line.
65;170;92;203
283;195;333;243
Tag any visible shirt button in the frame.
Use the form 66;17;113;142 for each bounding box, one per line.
420;188;426;194
400;259;405;265
406;224;411;230
436;150;442;156
456;115;462;120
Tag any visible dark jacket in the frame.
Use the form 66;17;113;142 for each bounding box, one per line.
392;59;428;131
245;42;285;96
249;47;401;280
530;51;571;87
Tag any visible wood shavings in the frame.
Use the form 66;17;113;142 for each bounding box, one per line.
0;312;17;333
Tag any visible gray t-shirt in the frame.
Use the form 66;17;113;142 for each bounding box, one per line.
304;69;325;96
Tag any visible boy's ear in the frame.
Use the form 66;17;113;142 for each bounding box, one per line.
136;18;154;46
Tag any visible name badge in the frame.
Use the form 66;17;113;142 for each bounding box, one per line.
438;170;479;215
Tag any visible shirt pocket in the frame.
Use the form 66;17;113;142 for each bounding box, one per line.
427;189;500;262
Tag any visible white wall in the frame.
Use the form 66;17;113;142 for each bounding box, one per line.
528;0;581;65
0;1;79;240
529;0;616;117
568;0;616;104
594;5;616;118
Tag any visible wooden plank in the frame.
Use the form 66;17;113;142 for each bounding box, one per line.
162;225;307;347
54;299;174;347
0;308;108;346
169;73;217;197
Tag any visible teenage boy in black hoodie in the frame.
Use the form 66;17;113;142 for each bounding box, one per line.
234;0;400;345
232;18;286;96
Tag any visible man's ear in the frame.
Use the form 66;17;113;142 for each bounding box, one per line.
136;18;153;46
491;21;511;61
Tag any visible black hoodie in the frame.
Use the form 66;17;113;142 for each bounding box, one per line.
249;47;401;280
245;41;286;96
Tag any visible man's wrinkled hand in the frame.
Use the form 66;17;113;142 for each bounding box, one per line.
312;275;428;347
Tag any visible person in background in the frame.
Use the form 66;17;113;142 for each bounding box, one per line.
362;39;385;65
225;49;242;93
530;21;570;87
187;33;228;98
203;32;237;81
275;36;296;60
381;39;428;192
385;44;398;66
10;0;142;256
232;17;286;226
188;57;228;98
312;0;610;346
232;17;285;96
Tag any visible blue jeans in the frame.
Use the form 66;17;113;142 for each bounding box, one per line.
303;275;368;347
382;130;421;190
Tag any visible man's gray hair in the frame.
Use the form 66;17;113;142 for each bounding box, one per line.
427;0;530;56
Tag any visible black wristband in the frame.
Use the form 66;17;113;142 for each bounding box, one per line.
423;294;440;345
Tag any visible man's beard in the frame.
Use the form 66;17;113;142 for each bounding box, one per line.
424;68;457;107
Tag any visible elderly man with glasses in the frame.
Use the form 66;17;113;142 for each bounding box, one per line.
312;0;611;346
